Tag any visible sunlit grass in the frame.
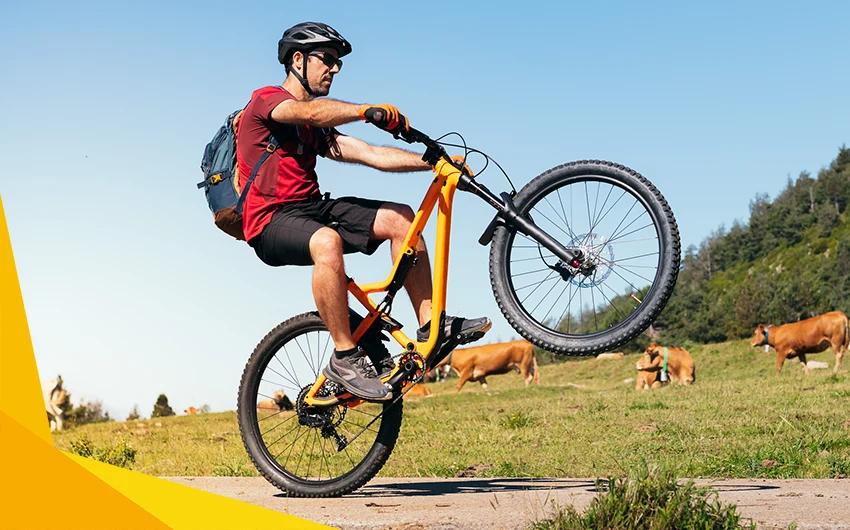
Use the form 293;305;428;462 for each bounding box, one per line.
52;340;850;479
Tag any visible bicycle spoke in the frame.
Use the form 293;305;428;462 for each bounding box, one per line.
590;274;598;332
263;365;299;391
608;222;656;244
605;200;640;246
588;189;628;236
512;266;554;278
511;255;551;264
588;184;615;237
293;338;317;381
595;282;630;321
542;282;571;323
530;272;565;315
273;355;301;390
608;213;651;244
514;274;559;292
521;270;559;304
531;206;578;242
556;188;579;241
261;414;299;438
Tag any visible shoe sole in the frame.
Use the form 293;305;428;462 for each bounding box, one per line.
457;320;492;345
322;368;393;402
419;319;493;345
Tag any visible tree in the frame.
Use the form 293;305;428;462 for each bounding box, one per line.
66;400;111;426
126;404;141;421
151;394;175;418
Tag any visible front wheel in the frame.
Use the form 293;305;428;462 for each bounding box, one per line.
489;160;680;355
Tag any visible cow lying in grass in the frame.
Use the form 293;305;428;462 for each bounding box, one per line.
750;311;848;374
438;339;539;392
257;390;294;415
402;382;433;398
635;343;695;389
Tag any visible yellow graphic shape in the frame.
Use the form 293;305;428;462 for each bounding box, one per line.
0;196;331;530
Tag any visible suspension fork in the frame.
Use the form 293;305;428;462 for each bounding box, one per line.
462;174;584;264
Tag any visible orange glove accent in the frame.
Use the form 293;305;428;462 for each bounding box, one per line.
451;155;474;177
359;104;410;135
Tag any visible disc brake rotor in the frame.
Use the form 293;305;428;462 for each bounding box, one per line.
566;232;614;287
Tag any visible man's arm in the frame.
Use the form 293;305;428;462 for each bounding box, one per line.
270;99;361;128
327;135;431;173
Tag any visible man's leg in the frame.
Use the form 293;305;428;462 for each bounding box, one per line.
310;227;356;350
311;226;391;400
371;203;432;326
371;202;491;344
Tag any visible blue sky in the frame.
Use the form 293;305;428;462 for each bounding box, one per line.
2;1;848;419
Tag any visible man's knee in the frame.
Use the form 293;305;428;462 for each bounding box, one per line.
382;203;415;236
310;228;343;264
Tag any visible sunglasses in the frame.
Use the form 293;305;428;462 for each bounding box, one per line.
309;51;343;71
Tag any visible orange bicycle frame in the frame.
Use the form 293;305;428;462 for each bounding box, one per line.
303;157;464;407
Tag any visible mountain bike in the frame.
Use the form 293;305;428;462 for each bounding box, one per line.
237;127;680;497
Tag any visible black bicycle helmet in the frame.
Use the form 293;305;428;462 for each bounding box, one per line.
278;22;352;68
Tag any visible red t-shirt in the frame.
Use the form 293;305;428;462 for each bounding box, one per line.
236;86;337;242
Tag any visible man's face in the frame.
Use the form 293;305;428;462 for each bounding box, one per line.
304;47;341;97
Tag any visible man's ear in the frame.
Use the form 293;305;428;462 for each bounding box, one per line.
290;50;304;71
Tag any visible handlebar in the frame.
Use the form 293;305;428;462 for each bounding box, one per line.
394;127;458;170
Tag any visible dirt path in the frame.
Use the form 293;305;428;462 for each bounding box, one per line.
166;477;850;529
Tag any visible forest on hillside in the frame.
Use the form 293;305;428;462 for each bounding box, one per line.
650;146;850;346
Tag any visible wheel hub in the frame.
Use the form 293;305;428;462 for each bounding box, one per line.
558;233;614;287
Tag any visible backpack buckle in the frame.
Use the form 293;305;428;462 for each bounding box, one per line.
265;143;277;154
209;173;223;185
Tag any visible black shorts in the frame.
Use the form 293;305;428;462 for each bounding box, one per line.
250;195;386;267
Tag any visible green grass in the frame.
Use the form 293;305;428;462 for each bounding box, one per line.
52;339;850;478
530;464;755;530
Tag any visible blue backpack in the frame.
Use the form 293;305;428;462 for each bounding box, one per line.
197;109;280;240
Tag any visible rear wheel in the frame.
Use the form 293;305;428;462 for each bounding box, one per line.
237;312;403;497
489;160;680;355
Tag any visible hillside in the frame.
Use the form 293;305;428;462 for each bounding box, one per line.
52;340;850;479
654;147;850;344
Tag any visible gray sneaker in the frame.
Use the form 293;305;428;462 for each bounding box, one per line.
417;315;492;345
323;347;392;401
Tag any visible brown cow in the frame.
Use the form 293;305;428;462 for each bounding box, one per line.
438;340;539;392
402;382;433;398
184;406;200;415
635;368;660;390
256;390;294;414
635;342;695;389
751;311;848;374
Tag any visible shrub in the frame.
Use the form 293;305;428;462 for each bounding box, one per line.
530;465;754;530
501;410;537;429
69;433;136;469
126;404;141;421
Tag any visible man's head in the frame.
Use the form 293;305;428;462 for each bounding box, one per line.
278;22;351;97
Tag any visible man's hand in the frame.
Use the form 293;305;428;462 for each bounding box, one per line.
359;104;410;135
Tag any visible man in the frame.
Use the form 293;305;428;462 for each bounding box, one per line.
236;22;490;402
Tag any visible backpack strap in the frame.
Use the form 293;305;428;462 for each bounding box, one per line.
234;135;280;214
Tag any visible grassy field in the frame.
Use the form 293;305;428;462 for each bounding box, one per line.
52;339;850;479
